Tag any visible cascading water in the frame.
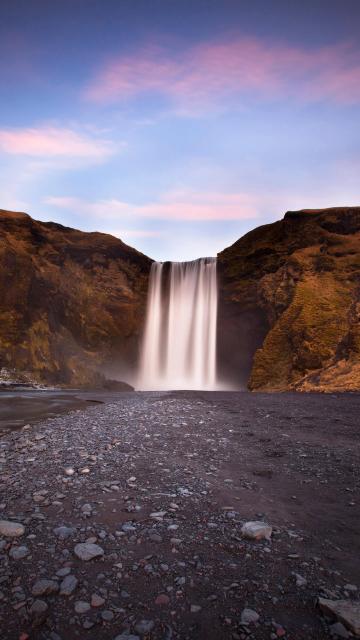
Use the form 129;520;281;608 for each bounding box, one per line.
138;258;218;390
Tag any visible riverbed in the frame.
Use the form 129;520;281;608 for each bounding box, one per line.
0;391;359;639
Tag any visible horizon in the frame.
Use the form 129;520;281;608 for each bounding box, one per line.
1;0;360;260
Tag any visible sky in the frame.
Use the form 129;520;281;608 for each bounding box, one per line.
0;0;359;261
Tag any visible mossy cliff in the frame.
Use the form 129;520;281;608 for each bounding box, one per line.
218;207;360;392
0;210;152;387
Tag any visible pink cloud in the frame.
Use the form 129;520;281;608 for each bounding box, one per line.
0;126;115;160
84;37;360;107
45;191;259;221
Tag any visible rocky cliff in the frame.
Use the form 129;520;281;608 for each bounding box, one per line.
0;210;152;387
218;207;360;392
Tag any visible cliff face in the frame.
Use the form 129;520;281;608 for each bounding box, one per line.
218;207;360;392
0;210;152;387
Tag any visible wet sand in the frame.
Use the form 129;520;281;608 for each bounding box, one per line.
0;391;359;639
0;390;134;434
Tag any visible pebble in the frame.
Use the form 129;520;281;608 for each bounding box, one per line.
74;601;90;614
241;521;272;541
74;542;104;561
30;599;48;615
0;520;25;537
53;526;75;540
134;619;155;635
9;545;29;560
32;579;59;596
190;604;202;613
241;608;260;624
59;574;78;596
91;593;105;607
155;593;170;605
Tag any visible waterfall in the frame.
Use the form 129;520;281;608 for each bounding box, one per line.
138;258;218;390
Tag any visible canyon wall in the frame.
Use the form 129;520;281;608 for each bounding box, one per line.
218;207;360;392
0;210;152;387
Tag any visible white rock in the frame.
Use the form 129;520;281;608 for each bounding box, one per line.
74;542;104;561
241;521;272;541
0;520;25;537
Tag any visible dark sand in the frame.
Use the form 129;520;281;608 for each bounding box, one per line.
0;391;359;639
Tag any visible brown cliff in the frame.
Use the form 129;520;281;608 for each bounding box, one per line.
218;207;360;392
0;209;152;387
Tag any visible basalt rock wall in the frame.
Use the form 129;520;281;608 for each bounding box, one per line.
0;210;152;387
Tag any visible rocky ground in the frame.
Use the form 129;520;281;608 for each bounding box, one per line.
0;391;359;640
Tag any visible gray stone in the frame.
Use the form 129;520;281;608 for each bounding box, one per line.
32;579;59;596
101;610;114;621
134;619;155;635
319;598;360;635
91;593;105;607
75;600;90;614
114;635;140;640
9;545;29;560
241;608;260;624
74;542;104;561
241;521;272;541
60;574;78;596
329;622;349;638
190;604;202;613
30;599;48;615
0;520;25;537
53;526;75;540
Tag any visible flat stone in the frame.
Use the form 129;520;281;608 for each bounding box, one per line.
114;635;140;640
241;608;260;624
0;520;25;537
75;601;90;614
241;521;272;541
319;598;360;635
9;545;29;560
32;579;59;596
60;574;78;596
190;604;202;613
74;542;104;561
101;610;114;621
30;599;48;615
53;526;75;540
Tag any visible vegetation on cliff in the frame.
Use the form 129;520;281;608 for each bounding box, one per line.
218;207;360;392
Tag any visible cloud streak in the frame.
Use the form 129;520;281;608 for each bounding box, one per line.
84;37;360;109
45;191;260;222
0;126;116;161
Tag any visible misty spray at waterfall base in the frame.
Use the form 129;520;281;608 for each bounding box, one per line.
138;258;218;390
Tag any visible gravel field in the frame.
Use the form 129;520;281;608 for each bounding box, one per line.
0;391;359;640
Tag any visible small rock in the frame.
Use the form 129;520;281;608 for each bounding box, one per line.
295;573;307;587
190;604;202;613
155;594;170;605
329;622;349;638
9;546;29;560
74;543;104;561
0;520;25;537
241;521;272;541
241;608;260;624
114;635;140;640
134;619;155;635
30;599;48;615
53;526;75;540
64;467;75;476
91;593;105;607
32;579;59;596
318;598;360;635
101;610;114;621
60;574;78;596
74;601;90;614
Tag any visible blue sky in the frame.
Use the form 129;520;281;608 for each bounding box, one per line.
0;0;359;260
